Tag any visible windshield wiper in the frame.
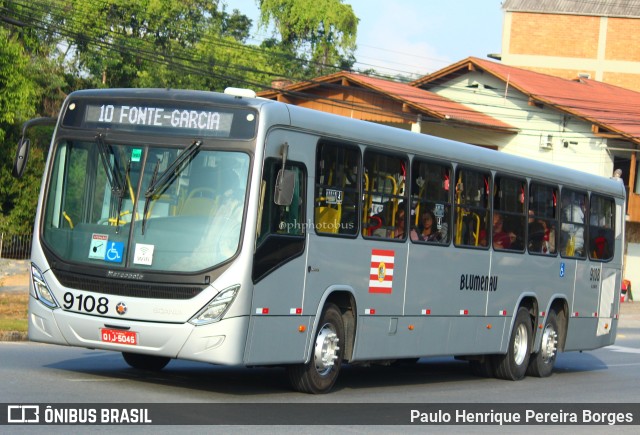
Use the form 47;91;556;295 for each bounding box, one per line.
96;133;126;197
142;160;160;235
96;134;127;232
141;139;202;234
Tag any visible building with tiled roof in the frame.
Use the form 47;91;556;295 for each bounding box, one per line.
500;0;640;91
259;71;518;144
412;56;640;222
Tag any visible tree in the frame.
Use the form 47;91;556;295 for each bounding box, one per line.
50;0;255;89
258;0;358;76
0;26;44;235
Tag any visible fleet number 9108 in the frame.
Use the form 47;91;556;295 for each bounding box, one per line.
63;292;109;314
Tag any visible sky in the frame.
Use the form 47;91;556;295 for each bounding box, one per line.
234;0;505;78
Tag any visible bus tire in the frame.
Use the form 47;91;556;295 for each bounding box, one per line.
122;352;170;371
286;303;344;394
493;307;532;381
526;309;559;377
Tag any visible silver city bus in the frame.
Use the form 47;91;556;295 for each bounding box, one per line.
14;88;626;393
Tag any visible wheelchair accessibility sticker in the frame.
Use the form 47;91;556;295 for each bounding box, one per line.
105;242;124;263
560;262;565;278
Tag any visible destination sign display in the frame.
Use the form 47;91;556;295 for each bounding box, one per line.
62;100;257;139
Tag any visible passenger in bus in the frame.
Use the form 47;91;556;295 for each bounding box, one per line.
592;228;610;259
561;196;585;256
393;209;407;239
528;211;555;254
492;212;516;250
415;209;442;242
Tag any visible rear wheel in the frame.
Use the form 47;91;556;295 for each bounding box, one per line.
122;352;170;371
526;309;559;377
287;303;345;394
493;307;532;380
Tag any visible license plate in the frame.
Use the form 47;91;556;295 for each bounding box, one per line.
101;328;138;345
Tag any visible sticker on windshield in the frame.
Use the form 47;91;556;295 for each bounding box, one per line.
104;242;124;263
133;243;155;266
89;233;108;260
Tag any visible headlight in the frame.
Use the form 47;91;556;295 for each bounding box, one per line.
189;284;239;325
31;263;59;309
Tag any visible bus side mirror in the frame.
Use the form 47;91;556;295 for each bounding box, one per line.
11;116;57;179
274;169;295;206
12;137;31;179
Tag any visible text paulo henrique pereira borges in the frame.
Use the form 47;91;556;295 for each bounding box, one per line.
410;408;634;425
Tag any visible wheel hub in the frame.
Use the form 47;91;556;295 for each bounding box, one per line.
513;323;529;365
314;323;340;375
540;325;558;363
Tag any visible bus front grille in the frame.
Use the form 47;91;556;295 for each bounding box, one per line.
52;269;206;300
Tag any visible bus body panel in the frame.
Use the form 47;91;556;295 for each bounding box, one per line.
407;248;491;317
564;318;617;351
29;295;68;345
244;315;313;365
175;316;248;365
352;316;508;360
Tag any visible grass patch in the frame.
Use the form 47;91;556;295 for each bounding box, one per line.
0;292;29;333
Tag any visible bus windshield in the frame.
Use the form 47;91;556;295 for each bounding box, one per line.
42;138;249;272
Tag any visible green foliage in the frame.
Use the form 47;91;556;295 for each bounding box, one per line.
0;27;44;236
51;0;257;89
258;0;358;75
0;28;38;130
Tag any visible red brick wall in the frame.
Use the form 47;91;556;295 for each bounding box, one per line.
605;17;640;61
602;72;640;92
521;67;595;80
510;12;599;57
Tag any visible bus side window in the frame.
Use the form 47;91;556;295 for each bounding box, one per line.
410;159;451;244
253;158;306;282
454;167;490;248
362;150;407;239
560;189;587;258
589;194;615;261
314;141;360;236
493;175;526;252
257;158;306;246
528;182;558;255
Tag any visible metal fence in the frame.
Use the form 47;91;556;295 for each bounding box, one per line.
0;232;33;260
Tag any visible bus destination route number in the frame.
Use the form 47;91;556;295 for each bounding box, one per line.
84;104;233;135
101;328;138;346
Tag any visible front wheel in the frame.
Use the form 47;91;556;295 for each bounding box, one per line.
286;303;345;394
526;309;559;377
122;352;170;371
493;307;532;380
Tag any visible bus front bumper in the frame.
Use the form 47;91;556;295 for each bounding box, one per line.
28;295;249;366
